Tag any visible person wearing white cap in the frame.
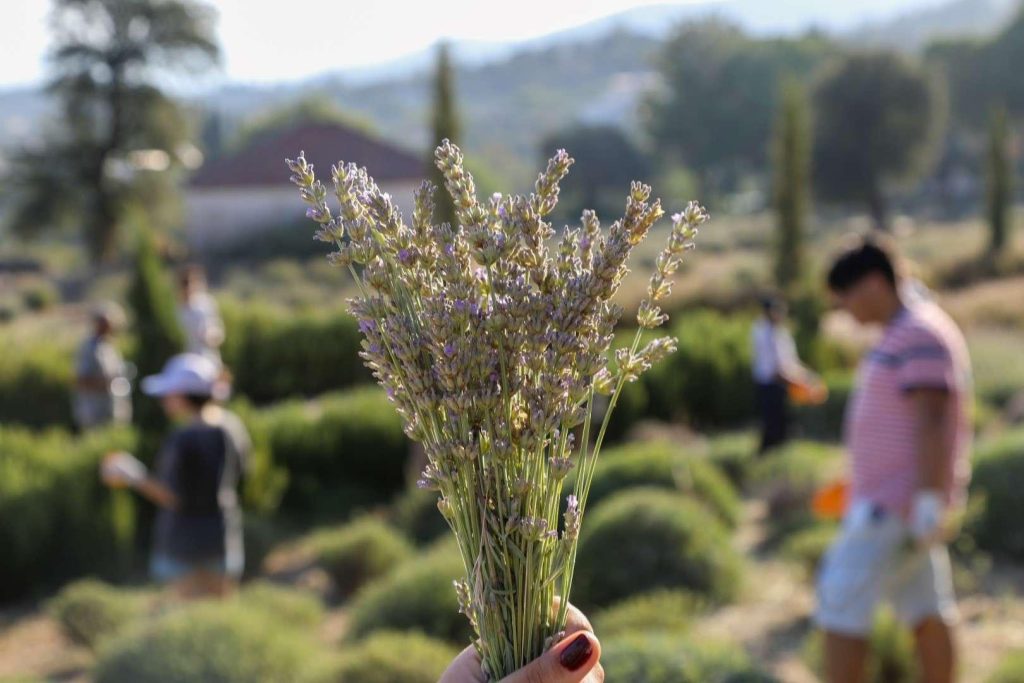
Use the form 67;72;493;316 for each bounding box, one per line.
101;353;250;598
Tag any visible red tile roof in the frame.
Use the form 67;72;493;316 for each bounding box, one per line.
189;121;426;188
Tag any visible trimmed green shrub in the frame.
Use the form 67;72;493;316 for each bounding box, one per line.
238;581;324;631
642;310;754;428
968;428;1024;560
988;651;1024;683
313;631;458;683
593;589;704;638
573;488;743;609
780;522;838;577
94;602;320;683
220;301;370;405
346;544;471;644
0;343;74;429
48;579;149;649
0;425;138;600
305;516;414;597
569;441;740;528
252;387;409;517
750;441;842;541
21;281;60;311
805;608;918;683
391;487;450;546
602;633;778;682
707;431;758;489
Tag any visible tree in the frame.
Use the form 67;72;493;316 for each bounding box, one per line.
772;81;811;292
927;6;1024;129
646;20;834;199
987;106;1015;256
429;42;461;228
126;226;183;441
5;0;219;263
539;125;651;220
812;53;947;231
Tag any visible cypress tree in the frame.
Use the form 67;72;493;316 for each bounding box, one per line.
429;41;461;228
126;226;184;443
772;81;811;292
987;105;1014;257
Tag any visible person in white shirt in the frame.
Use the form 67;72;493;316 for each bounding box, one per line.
177;265;225;365
751;296;809;454
73;303;132;431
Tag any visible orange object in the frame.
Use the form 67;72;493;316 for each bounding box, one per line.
788;376;829;406
812;480;849;520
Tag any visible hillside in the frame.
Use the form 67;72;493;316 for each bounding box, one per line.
0;0;1017;187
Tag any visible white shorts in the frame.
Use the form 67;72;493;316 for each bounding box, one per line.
815;502;958;637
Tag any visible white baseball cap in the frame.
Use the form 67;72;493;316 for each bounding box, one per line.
141;353;226;399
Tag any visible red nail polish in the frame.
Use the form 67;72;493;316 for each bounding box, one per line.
559;633;593;671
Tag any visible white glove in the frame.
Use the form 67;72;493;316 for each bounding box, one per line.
101;452;148;487
909;490;945;546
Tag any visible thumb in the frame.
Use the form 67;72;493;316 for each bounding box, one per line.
500;632;600;683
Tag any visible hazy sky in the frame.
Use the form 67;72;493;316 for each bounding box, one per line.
0;0;947;89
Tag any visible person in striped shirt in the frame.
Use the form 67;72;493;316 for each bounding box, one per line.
816;237;971;683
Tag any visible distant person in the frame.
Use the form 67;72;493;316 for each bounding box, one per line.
816;237;972;683
102;353;250;598
177;265;224;364
73;302;132;431
751;295;816;454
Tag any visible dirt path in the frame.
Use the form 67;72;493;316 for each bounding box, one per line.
695;499;819;682
0;607;89;681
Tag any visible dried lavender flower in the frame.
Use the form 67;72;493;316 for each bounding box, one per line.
286;144;707;679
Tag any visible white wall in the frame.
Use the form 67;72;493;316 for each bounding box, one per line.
184;181;419;252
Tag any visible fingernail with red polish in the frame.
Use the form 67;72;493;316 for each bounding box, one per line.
559;633;593;671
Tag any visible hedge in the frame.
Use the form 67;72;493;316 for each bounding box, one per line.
249;387;409;517
220;301;370;405
642;309;755;428
0;425;137;601
346;543;471;644
568;441;741;528
303;516;414;597
968;427;1024;560
0;342;74;429
573;488;743;609
93;601;320;683
601;633;778;682
313;631;458;683
48;579;150;649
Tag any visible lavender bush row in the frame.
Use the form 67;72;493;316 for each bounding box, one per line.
287;141;706;679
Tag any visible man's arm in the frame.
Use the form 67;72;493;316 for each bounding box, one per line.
909;387;951;544
911;387;950;492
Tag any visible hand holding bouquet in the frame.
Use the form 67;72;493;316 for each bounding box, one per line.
288;141;706;679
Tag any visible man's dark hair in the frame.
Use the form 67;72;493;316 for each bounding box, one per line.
827;236;899;293
760;294;785;316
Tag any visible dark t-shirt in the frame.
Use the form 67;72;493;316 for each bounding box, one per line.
152;411;251;562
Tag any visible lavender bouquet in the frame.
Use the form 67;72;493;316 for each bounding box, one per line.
287;141;706;679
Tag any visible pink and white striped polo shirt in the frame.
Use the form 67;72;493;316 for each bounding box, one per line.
845;302;973;516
